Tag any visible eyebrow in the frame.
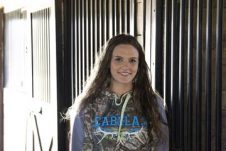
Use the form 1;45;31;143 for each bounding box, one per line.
113;55;138;59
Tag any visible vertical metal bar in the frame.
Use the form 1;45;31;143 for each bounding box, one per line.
215;0;223;150
87;0;93;75
170;0;176;149
163;0;171;148
195;0;203;150
43;10;45;102
106;0;110;40
47;9;50;103
37;11;41;100
103;0;107;43
94;0;98;59
71;0;75;100
31;13;35;98
78;0;82;94
43;10;46;102
75;0;79;97
179;0;185;149
129;0;135;35
99;0;102;48
82;0;85;87
42;10;45;102
124;0;128;34
118;0;122;34
91;0;95;66
205;0;212;150
109;0;113;37
113;0;117;35
187;0;194;150
85;0;89;80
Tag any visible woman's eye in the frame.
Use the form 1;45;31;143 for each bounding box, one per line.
114;57;122;62
130;59;137;63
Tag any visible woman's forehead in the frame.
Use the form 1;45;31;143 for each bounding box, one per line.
112;44;139;57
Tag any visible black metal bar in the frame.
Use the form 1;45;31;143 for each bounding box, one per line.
179;0;185;150
99;0;102;47
205;0;212;150
94;0;98;60
215;0;223;150
195;0;202;150
116;0;119;34
77;0;82;94
163;0;171;149
186;0;194;150
127;0;131;34
155;0;163;97
105;0;109;40
113;0;117;36
75;0;79;97
96;0;100;53
124;0;128;34
109;0;113;37
170;0;177;149
82;0;85;84
71;0;75;101
85;0;89;79
91;0;95;66
87;0;92;74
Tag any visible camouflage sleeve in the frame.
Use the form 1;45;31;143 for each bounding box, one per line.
154;95;169;151
82;109;94;151
71;111;93;151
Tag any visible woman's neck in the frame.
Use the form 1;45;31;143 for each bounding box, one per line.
109;83;132;96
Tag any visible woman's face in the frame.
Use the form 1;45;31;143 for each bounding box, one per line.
110;44;139;87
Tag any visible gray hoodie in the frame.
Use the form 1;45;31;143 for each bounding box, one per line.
71;90;169;151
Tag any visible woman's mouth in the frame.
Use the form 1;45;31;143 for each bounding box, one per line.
119;72;131;76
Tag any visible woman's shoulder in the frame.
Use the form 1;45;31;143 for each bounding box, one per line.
153;92;168;123
154;92;164;108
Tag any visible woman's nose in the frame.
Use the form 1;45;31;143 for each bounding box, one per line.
121;60;130;68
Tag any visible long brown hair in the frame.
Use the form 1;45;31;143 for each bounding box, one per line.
77;34;165;143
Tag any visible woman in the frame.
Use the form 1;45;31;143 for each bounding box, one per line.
70;34;169;151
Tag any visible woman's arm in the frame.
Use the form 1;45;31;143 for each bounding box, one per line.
71;112;84;151
71;111;94;151
155;95;169;151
